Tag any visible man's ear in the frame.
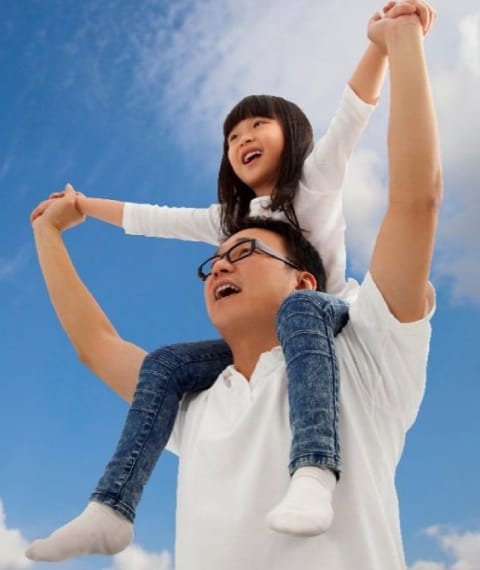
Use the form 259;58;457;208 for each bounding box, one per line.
295;271;317;291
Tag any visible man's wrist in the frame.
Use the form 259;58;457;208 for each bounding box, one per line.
385;19;423;54
33;218;62;237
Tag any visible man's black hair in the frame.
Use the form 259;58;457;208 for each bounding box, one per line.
228;217;326;292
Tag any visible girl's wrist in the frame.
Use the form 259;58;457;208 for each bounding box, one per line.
75;194;87;216
368;40;388;58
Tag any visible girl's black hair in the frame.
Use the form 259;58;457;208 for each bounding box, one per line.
217;95;314;236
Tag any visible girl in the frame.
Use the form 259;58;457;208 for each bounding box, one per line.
27;3;431;562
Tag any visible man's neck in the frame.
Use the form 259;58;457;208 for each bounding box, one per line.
223;329;279;380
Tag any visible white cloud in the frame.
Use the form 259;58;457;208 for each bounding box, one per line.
131;1;480;305
409;526;480;570
103;543;173;570
133;0;388;276
0;500;33;569
343;148;387;274
459;13;480;77
432;12;480;305
134;0;369;158
409;563;446;570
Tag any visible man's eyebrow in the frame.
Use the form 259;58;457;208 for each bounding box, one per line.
215;237;252;255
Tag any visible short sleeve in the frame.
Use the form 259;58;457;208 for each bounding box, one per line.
342;272;435;428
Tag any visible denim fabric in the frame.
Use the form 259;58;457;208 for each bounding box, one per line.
90;340;232;522
276;290;349;478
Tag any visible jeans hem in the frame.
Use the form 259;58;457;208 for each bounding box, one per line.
289;454;341;480
90;493;135;523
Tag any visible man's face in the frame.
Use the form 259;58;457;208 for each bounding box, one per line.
203;228;299;336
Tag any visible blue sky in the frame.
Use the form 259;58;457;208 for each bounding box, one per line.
1;1;479;569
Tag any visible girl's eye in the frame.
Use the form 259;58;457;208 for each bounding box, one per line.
228;133;238;143
253;119;266;128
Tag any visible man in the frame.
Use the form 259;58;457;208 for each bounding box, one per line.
29;3;441;569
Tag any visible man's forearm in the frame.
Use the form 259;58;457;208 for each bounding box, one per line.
348;42;388;105
369;16;442;322
33;223;119;364
387;23;442;204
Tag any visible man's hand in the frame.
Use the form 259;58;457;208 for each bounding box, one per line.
368;1;437;53
31;183;85;232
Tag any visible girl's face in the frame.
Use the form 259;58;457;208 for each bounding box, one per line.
226;116;285;197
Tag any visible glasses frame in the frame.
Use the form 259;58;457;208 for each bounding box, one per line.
197;238;302;281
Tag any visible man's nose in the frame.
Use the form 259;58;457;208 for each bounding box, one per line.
212;255;234;276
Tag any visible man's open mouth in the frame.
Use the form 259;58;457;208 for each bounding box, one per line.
214;283;241;300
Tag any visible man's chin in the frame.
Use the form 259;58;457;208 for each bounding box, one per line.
208;303;251;334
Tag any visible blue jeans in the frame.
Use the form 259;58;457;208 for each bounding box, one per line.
90;291;349;522
277;290;348;476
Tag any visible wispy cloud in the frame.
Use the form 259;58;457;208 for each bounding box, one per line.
130;1;480;305
0;246;30;281
102;543;173;570
0;152;13;181
133;0;370;157
0;500;32;569
409;525;480;570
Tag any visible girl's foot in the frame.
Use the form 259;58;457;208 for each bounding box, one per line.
25;501;133;562
266;466;336;537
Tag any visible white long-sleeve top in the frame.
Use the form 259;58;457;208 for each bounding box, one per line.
123;86;375;302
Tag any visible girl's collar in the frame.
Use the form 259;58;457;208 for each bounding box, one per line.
250;195;272;206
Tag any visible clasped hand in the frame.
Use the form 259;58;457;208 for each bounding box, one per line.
368;0;437;52
31;184;86;232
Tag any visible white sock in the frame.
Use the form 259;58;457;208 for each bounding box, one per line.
266;466;336;537
25;502;133;562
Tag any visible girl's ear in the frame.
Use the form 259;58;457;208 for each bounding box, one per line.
295;271;317;291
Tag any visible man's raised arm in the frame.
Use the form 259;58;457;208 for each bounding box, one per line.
32;185;146;402
368;2;442;321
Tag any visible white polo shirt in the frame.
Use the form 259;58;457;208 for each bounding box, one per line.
168;273;434;570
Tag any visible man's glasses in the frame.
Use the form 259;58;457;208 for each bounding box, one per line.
197;238;302;281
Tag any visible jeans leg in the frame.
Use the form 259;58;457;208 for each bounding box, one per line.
90;339;232;522
276;290;349;479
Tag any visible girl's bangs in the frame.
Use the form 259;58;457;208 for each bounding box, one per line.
223;96;277;139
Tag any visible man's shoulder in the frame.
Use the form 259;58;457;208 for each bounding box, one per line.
337;273;434;425
339;272;435;365
348;272;435;326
